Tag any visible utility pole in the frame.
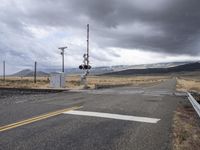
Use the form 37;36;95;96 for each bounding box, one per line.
3;60;5;82
58;46;67;73
34;61;37;83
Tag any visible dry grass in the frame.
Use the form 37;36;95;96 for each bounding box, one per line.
0;77;50;89
61;75;168;89
174;75;200;150
0;75;169;89
176;77;200;92
173;104;200;150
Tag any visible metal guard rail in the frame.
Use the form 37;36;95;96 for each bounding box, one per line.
187;92;200;117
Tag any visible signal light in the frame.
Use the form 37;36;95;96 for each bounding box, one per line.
84;65;88;69
79;65;91;70
79;65;83;69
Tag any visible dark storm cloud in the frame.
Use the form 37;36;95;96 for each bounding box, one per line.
71;0;200;55
34;0;200;55
1;0;200;65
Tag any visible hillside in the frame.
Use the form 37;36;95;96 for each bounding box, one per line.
11;69;49;77
103;62;200;76
43;61;192;75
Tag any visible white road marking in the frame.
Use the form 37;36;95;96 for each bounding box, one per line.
63;110;160;124
15;100;28;103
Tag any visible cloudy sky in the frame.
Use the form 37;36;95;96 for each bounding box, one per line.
0;0;200;74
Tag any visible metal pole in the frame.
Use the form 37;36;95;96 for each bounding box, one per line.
87;24;89;66
3;60;5;82
58;47;67;73
84;24;89;88
62;49;64;73
34;61;37;83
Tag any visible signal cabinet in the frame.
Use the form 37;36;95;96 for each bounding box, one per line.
50;72;65;88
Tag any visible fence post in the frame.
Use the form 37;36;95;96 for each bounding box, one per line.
34;61;37;83
3;60;5;82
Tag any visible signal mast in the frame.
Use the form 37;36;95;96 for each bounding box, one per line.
79;24;91;88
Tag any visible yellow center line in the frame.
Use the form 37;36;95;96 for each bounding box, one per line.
0;105;83;132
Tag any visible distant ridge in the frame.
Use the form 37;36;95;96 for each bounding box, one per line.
103;62;200;76
11;69;49;77
43;61;192;75
10;62;200;76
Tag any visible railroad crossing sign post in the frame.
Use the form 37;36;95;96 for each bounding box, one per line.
79;24;91;88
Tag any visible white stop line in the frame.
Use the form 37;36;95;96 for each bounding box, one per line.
63;110;160;124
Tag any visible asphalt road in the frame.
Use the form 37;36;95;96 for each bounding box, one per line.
0;79;187;150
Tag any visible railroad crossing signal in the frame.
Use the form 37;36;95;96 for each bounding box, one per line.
79;53;91;70
79;64;91;70
79;24;91;88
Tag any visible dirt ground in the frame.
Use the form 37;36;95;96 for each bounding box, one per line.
0;75;169;89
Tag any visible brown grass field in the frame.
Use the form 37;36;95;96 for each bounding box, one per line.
173;103;200;150
0;76;50;89
0;75;169;89
0;75;199;91
176;76;200;93
174;75;200;150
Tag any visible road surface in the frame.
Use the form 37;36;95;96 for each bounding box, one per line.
0;79;187;150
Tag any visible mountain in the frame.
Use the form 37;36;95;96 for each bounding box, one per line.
103;62;200;76
43;67;114;75
43;61;192;75
11;69;49;77
11;69;33;76
119;61;190;70
11;61;198;76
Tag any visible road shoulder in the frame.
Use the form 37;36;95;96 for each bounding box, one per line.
172;99;200;150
